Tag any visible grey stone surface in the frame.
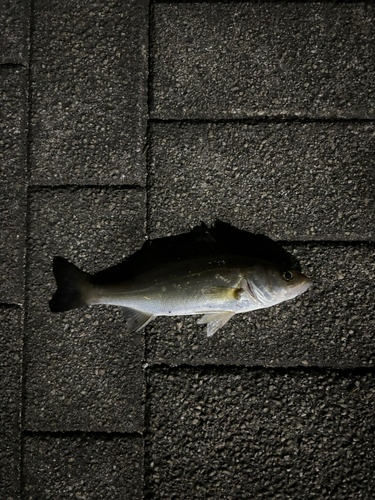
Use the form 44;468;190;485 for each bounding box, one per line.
23;433;144;499
24;188;146;431
149;122;375;241
151;2;375;119
0;0;29;65
0;67;27;304
2;0;374;495
30;0;148;185
146;243;375;368
146;367;375;500
0;306;22;500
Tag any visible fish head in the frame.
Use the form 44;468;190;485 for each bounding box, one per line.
272;267;313;301
244;263;312;306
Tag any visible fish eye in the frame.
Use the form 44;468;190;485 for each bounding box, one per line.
282;271;294;282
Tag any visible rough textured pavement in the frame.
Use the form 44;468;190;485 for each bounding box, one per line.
1;1;374;499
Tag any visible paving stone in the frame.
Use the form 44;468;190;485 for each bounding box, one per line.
0;0;29;65
149;122;375;241
30;0;148;185
23;433;143;499
0;306;22;500
151;2;375;119
146;367;375;500
24;188;146;431
0;67;27;303
146;243;375;368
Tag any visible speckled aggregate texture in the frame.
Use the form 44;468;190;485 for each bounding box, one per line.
151;2;375;119
29;0;148;185
0;306;22;500
2;0;375;496
146;243;375;368
23;434;144;499
149;122;375;241
0;0;29;65
0;67;27;303
24;188;146;431
146;368;375;500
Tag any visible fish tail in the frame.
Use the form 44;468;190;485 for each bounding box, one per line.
49;257;92;312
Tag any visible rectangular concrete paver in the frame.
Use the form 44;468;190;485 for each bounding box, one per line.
151;2;375;119
0;306;22;500
24;188;146;431
30;0;148;185
146;243;375;368
146;367;375;500
23;434;143;499
0;0;29;65
149;122;375;241
0;67;28;303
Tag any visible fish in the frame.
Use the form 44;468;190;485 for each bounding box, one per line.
49;222;312;336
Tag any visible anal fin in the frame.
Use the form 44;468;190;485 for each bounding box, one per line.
197;311;235;337
122;307;155;332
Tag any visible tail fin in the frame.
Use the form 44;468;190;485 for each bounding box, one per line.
49;257;92;312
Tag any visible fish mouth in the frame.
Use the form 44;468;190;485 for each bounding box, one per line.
300;278;313;293
289;274;312;296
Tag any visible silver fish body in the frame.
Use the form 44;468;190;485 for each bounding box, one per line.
51;251;312;336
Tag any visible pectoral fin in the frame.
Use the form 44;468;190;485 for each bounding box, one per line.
202;286;242;300
197;311;235;337
122;307;155;332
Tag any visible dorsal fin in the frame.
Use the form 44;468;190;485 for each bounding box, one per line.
92;221;299;285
